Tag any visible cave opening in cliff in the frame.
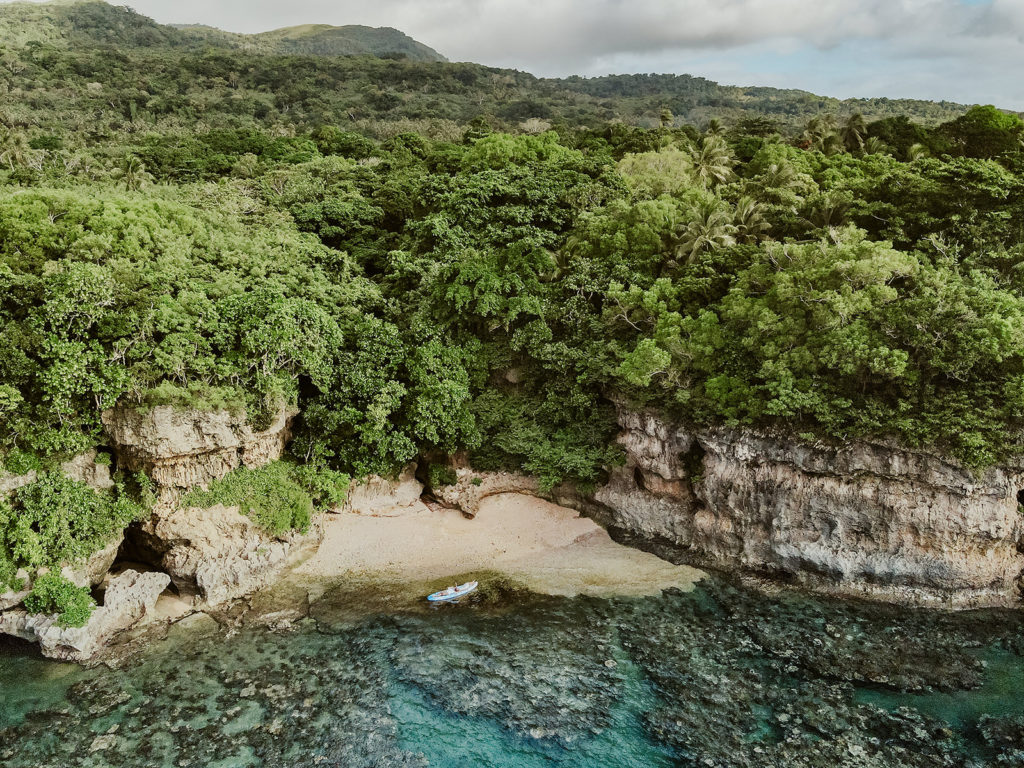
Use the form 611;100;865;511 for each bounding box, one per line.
1017;489;1024;509
0;632;42;659
108;524;179;597
681;442;707;480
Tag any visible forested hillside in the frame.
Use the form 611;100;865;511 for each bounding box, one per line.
0;0;446;60
0;0;999;136
2;0;1024;608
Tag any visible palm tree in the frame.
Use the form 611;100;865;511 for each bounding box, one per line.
804;191;850;229
862;136;890;155
113;154;154;191
689;135;734;189
674;199;738;263
761;161;800;191
705;118;724;136
840;113;867;153
802;115;842;154
733;196;770;243
907;143;929;161
0;128;30;170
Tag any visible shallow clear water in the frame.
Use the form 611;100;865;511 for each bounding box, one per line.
2;577;1022;767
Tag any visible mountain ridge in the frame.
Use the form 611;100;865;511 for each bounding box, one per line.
0;0;448;61
0;0;1018;128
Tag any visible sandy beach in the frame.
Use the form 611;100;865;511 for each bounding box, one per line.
296;492;703;598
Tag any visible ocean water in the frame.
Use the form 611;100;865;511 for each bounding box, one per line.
1;576;1022;767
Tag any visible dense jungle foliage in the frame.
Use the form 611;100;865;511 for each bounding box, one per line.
1;1;1024;606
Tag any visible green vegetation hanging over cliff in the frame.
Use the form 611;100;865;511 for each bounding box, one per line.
1;108;1022;477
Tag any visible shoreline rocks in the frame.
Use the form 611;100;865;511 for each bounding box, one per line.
586;406;1024;608
0;569;169;663
125;502;323;607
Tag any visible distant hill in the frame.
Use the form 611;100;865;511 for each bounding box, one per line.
0;0;447;61
0;0;1016;133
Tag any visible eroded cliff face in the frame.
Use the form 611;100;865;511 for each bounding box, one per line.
590;408;1024;608
103;404;316;608
101;404;296;496
0;406;306;662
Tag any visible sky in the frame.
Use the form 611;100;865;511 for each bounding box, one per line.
11;0;1024;108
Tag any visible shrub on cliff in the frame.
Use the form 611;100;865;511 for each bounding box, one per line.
0;473;148;590
23;572;95;628
181;459;350;536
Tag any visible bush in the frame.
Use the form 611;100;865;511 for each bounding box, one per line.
23;573;96;628
290;462;351;508
182;460;322;536
0;473;148;590
429;463;458;488
3;447;43;476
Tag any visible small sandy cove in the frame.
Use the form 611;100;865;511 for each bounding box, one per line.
297;493;703;598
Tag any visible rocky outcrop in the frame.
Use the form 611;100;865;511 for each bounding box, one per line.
101;404;296;493
0;569;169;662
0;468;36;494
0;448;113;495
61;449;115;491
433;469;542;518
590;408;1024;608
126;503;322;607
342;464;423;514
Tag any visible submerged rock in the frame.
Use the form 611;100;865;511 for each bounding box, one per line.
590;407;1024;608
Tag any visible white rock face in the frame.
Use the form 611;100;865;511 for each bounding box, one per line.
136;503;321;607
101;404;295;491
0;469;36;494
342;464;423;514
433;469;541;518
61;449;115;491
0;569;169;662
591;408;1024;608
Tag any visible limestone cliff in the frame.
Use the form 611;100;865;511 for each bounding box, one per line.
101;404;296;494
588;408;1024;608
127;503;322;606
0;405;305;661
102;403;312;607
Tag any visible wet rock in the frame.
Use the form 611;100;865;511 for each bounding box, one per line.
0;624;427;768
391;598;625;746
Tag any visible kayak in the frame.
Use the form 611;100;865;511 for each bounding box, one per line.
427;581;479;602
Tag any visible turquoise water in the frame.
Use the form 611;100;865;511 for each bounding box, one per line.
855;646;1024;730
1;578;1022;767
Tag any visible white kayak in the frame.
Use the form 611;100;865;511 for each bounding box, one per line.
427;581;479;602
